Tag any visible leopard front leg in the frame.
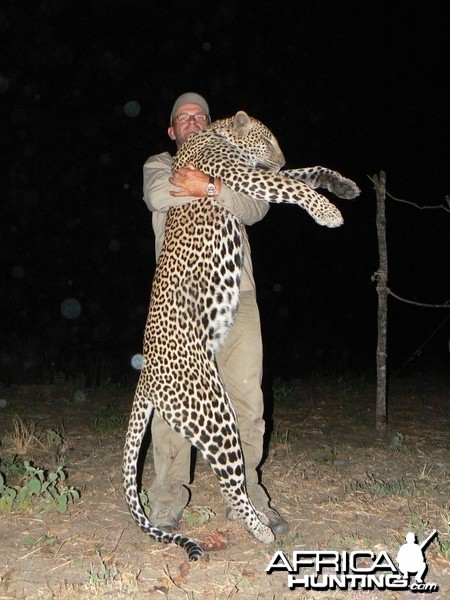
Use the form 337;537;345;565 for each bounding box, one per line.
282;167;360;199
220;167;344;228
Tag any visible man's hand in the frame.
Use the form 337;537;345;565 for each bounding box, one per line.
169;163;221;197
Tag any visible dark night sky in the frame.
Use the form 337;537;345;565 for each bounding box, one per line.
1;0;449;385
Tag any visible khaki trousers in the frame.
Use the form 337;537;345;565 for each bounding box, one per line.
148;290;270;514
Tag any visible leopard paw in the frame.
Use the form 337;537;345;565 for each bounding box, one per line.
331;177;361;200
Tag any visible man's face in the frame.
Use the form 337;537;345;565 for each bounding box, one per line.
168;102;209;148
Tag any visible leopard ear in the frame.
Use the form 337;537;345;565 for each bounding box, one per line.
232;111;252;136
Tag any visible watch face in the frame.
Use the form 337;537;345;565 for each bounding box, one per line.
206;183;216;196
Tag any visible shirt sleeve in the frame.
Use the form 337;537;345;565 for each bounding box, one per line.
215;185;270;226
143;152;194;213
143;151;270;226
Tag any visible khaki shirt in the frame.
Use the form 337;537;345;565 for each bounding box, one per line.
143;151;269;292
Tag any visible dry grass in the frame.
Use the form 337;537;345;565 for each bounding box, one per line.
10;416;45;454
0;380;448;599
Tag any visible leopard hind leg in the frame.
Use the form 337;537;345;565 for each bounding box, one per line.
175;385;275;545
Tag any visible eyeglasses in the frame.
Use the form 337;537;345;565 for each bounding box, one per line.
173;113;209;123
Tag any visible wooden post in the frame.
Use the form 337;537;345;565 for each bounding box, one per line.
372;171;388;433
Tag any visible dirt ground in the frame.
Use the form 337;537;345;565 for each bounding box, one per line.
0;376;448;599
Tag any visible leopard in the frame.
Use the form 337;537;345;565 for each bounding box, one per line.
123;111;360;561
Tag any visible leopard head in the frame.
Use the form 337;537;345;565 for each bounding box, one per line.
211;111;286;172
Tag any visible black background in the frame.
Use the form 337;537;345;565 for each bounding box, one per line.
2;0;449;386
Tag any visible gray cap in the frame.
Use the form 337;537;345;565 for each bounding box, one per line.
170;92;210;123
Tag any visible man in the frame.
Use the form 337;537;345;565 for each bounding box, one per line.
142;92;289;536
396;532;428;583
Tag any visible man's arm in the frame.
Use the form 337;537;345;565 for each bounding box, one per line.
215;183;269;226
145;156;269;226
143;152;192;213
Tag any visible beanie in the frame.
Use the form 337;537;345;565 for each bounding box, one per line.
170;92;210;123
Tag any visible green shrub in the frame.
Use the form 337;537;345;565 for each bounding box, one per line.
0;459;80;513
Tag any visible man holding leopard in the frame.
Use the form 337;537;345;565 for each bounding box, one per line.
142;92;290;537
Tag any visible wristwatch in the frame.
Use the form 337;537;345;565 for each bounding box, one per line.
205;175;217;197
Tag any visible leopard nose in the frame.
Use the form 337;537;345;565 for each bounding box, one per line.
273;143;286;171
275;152;286;172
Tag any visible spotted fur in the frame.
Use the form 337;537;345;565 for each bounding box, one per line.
123;111;360;560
